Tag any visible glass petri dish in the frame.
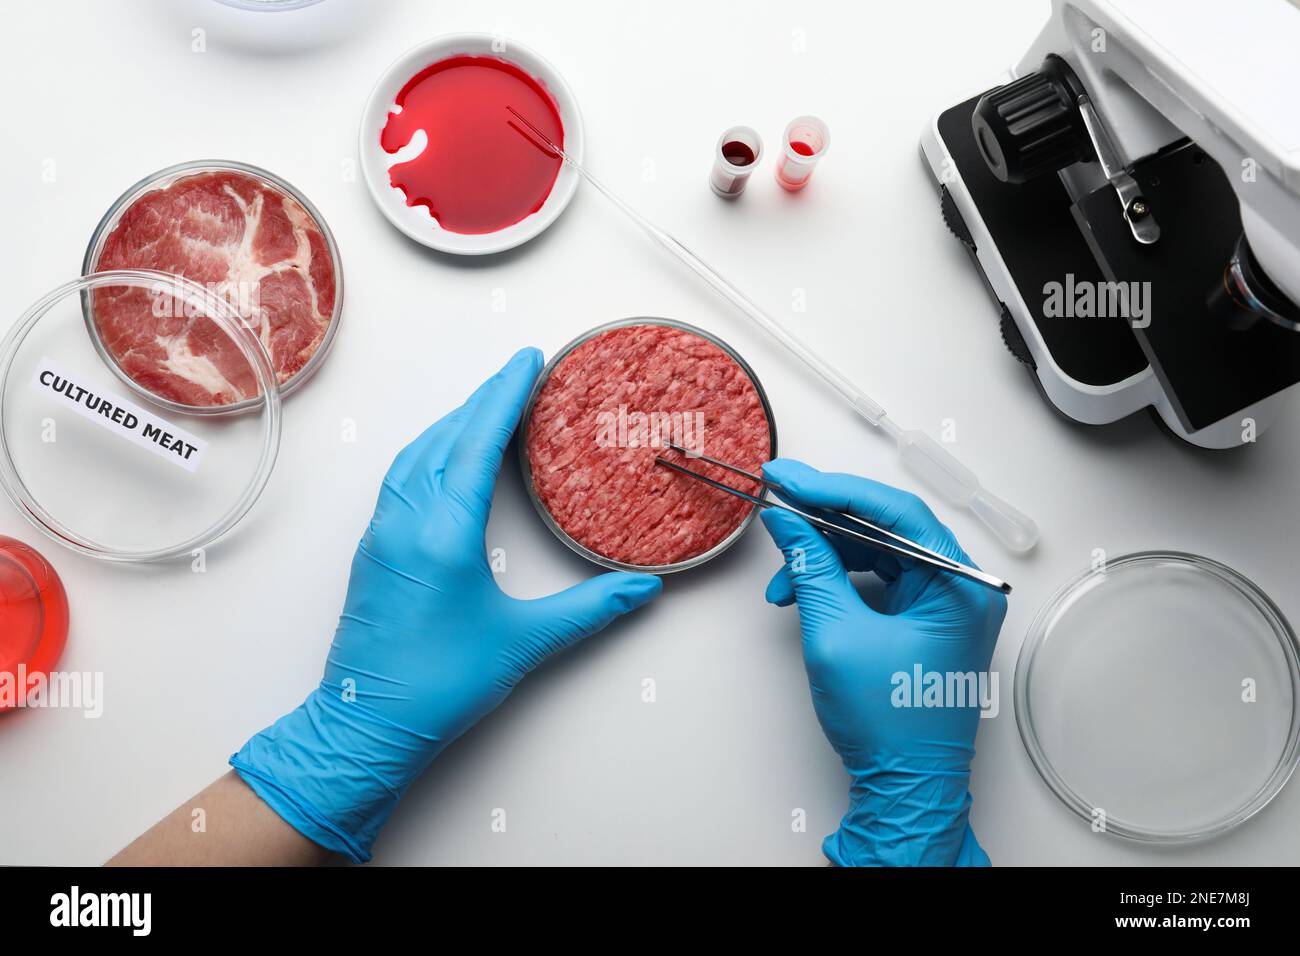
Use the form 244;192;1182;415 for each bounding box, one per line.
213;0;326;10
1015;551;1300;843
83;159;344;415
518;317;777;574
0;271;282;562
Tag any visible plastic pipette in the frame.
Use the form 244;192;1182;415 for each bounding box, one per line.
507;108;1039;553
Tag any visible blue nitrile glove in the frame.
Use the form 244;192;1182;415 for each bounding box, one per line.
760;459;1006;867
231;348;662;862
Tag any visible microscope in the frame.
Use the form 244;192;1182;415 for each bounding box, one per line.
920;0;1300;448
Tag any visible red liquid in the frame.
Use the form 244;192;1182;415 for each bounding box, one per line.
721;141;756;167
380;55;565;236
0;536;69;713
790;139;816;156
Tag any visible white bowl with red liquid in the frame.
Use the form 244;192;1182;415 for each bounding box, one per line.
359;34;585;256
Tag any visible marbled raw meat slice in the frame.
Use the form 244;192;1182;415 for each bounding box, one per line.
90;170;337;407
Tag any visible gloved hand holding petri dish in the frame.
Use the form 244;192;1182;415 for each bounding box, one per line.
230;349;663;862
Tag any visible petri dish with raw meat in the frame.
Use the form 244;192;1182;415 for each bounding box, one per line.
83;160;343;413
521;319;777;573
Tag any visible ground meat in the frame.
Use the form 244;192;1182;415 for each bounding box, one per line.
526;323;773;567
90;169;338;407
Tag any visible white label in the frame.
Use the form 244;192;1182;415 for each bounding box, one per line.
32;358;208;473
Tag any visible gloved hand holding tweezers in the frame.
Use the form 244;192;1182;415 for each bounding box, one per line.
759;459;1007;867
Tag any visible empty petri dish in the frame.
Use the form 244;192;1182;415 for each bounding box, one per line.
1016;551;1300;843
0;271;282;562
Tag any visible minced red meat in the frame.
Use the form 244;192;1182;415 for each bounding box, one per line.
525;323;772;567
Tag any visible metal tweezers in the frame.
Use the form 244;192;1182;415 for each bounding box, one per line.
653;444;1011;594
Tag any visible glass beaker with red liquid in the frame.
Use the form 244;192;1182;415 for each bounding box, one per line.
0;536;69;713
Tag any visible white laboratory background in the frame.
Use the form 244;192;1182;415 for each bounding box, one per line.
1;0;1297;865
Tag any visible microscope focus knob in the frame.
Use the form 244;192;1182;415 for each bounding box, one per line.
971;56;1093;184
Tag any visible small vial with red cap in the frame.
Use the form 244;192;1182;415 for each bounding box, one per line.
776;115;830;191
0;536;69;713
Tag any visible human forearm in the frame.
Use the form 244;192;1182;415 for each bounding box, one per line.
107;771;332;867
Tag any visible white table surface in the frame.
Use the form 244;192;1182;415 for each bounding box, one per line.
2;0;1298;866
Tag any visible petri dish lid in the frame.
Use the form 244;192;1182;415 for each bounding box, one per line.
1016;552;1300;843
0;271;282;562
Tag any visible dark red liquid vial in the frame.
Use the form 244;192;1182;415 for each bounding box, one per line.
0;536;69;713
721;141;757;167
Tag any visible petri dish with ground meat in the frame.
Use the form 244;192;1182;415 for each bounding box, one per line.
520;318;777;573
